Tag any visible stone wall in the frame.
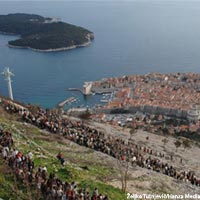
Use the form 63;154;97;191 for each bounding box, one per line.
94;105;187;118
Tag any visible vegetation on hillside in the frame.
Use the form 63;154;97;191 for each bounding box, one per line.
0;115;125;200
0;13;94;50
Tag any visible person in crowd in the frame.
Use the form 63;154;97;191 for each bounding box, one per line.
1;99;200;193
57;152;65;166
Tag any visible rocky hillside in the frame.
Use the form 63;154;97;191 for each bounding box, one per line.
0;99;199;200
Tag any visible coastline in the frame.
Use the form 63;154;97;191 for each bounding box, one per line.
8;40;92;52
0;31;20;36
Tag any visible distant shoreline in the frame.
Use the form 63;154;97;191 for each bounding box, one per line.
8;40;92;52
0;13;94;52
0;31;18;36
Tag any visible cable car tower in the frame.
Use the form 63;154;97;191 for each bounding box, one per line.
1;68;14;100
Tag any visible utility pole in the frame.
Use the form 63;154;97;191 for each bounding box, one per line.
1;68;14;100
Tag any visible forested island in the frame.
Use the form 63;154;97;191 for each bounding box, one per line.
0;13;94;52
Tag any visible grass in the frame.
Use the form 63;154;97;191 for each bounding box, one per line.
0;116;126;200
0;159;30;200
78;180;126;200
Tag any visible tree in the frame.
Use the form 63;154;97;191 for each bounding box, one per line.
162;127;169;134
182;138;191;151
129;127;136;141
162;138;168;149
174;140;181;152
78;110;91;122
117;157;130;193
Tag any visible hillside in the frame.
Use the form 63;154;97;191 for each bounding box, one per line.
0;99;200;199
0;104;125;200
0;13;94;51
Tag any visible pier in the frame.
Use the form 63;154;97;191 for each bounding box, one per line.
67;88;83;94
67;86;115;95
57;97;76;108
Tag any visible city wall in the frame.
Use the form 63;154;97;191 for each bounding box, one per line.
95;105;187;118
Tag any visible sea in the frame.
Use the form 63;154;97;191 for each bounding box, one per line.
0;1;200;109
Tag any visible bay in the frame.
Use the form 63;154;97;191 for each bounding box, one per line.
0;1;200;108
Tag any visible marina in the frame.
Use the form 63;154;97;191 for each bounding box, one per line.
100;93;114;103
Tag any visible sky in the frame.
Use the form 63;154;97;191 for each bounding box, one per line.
1;0;200;1
1;1;200;7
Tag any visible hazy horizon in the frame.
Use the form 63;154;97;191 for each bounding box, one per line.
2;0;200;2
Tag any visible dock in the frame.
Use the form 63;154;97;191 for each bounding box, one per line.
67;88;83;94
57;97;76;108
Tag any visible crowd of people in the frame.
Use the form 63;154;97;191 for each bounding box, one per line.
1;99;200;188
0;122;109;199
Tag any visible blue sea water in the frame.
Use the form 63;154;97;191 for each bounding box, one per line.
0;1;200;108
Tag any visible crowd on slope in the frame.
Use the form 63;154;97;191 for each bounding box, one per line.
0;126;109;200
2;100;200;188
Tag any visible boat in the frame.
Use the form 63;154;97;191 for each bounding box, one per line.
100;99;109;103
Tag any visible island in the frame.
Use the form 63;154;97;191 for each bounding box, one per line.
0;13;94;52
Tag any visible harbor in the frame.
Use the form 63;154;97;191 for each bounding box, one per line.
66;81;116;110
